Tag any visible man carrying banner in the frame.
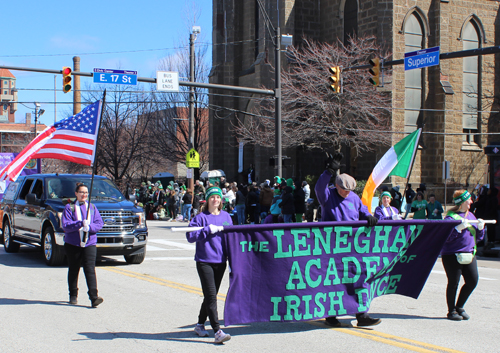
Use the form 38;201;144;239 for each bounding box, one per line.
315;152;381;327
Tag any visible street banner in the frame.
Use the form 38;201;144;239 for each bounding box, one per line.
222;219;458;325
361;129;421;211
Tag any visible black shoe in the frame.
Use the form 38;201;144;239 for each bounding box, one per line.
357;316;381;327
324;317;342;327
447;311;462;321
456;308;470;320
69;296;77;305
91;296;103;308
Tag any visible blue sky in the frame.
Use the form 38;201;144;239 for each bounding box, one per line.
1;1;212;126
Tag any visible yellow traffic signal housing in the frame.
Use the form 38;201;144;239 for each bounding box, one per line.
62;67;72;93
329;66;341;93
368;58;380;86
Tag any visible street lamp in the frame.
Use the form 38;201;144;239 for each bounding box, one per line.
34;102;44;137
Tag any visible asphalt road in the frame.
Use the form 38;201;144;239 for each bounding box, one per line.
1;220;499;353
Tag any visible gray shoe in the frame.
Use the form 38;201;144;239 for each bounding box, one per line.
91;297;103;308
69;296;77;305
447;311;462;321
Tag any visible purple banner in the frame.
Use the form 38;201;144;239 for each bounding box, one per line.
0;153;41;198
222;220;459;326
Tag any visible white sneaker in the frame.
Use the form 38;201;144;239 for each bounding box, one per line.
214;329;231;344
194;324;209;337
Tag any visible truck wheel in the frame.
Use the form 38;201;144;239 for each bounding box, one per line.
43;227;64;266
124;249;146;264
3;220;20;253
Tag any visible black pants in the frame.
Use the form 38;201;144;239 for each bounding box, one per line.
196;261;227;332
64;243;98;300
442;254;479;312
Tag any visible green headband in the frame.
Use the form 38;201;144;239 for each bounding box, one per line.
205;187;223;200
381;191;392;199
453;191;471;205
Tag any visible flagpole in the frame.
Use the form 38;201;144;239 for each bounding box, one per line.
84;90;107;241
402;130;422;219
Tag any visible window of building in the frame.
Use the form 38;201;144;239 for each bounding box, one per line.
462;21;480;146
404;13;424;132
343;0;358;45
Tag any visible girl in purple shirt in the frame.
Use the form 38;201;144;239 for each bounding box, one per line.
187;187;233;344
441;189;485;321
374;191;401;220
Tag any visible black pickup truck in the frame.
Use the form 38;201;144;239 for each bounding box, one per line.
0;174;148;266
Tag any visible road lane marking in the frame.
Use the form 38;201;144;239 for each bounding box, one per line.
105;267;465;353
146;257;193;261
148;239;195;250
102;266;226;301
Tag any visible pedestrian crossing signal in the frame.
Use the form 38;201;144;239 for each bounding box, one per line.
62;67;72;93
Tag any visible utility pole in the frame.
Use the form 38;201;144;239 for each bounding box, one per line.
275;27;282;178
188;27;200;191
73;56;81;115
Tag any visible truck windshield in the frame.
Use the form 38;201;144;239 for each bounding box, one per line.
46;177;125;201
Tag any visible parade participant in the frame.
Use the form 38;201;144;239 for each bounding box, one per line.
441;190;484;321
411;192;427;219
61;183;104;307
315;152;381;327
427;194;444;220
374;191;401;220
186;186;233;343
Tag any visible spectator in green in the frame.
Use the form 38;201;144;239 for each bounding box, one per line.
427;194;444;219
411;192;427;219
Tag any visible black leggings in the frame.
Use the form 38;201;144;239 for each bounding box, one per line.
64;243;98;300
441;254;479;312
196;261;227;332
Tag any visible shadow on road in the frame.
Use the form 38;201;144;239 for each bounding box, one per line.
0;297;69;306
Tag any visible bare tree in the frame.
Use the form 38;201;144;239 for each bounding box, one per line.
234;36;393;153
83;87;153;185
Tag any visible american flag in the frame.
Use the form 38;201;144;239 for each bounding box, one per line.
0;100;102;182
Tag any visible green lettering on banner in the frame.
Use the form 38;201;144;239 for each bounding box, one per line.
305;258;322;288
312;227;332;256
334;226;352;254
327;291;347;315
354;226;371;254
273;229;292;258
291;228;311;257
323;258;341;285
362;256;381;280
286;261;307;290
270;297;282;321
376;276;390;296
248;241;259;252
386;274;402;294
239;241;247;252
314;292;327;318
342;257;361;284
259;241;269;252
389;226;407;252
355;288;370;312
371;225;391;253
302;295;314;320
284;295;302;320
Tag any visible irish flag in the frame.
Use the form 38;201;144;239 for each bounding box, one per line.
361;129;422;212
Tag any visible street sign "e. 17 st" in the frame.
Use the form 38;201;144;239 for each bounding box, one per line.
404;46;440;71
93;68;138;85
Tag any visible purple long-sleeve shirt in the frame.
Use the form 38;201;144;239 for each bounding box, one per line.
374;205;399;220
186;210;233;263
61;202;104;247
314;170;371;221
441;211;485;255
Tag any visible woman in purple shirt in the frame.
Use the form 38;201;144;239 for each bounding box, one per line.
187;186;233;344
61;183;104;307
442;189;485;321
374;191;401;220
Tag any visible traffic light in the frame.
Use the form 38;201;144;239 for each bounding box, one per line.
329;66;341;93
368;58;380;86
62;67;72;93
